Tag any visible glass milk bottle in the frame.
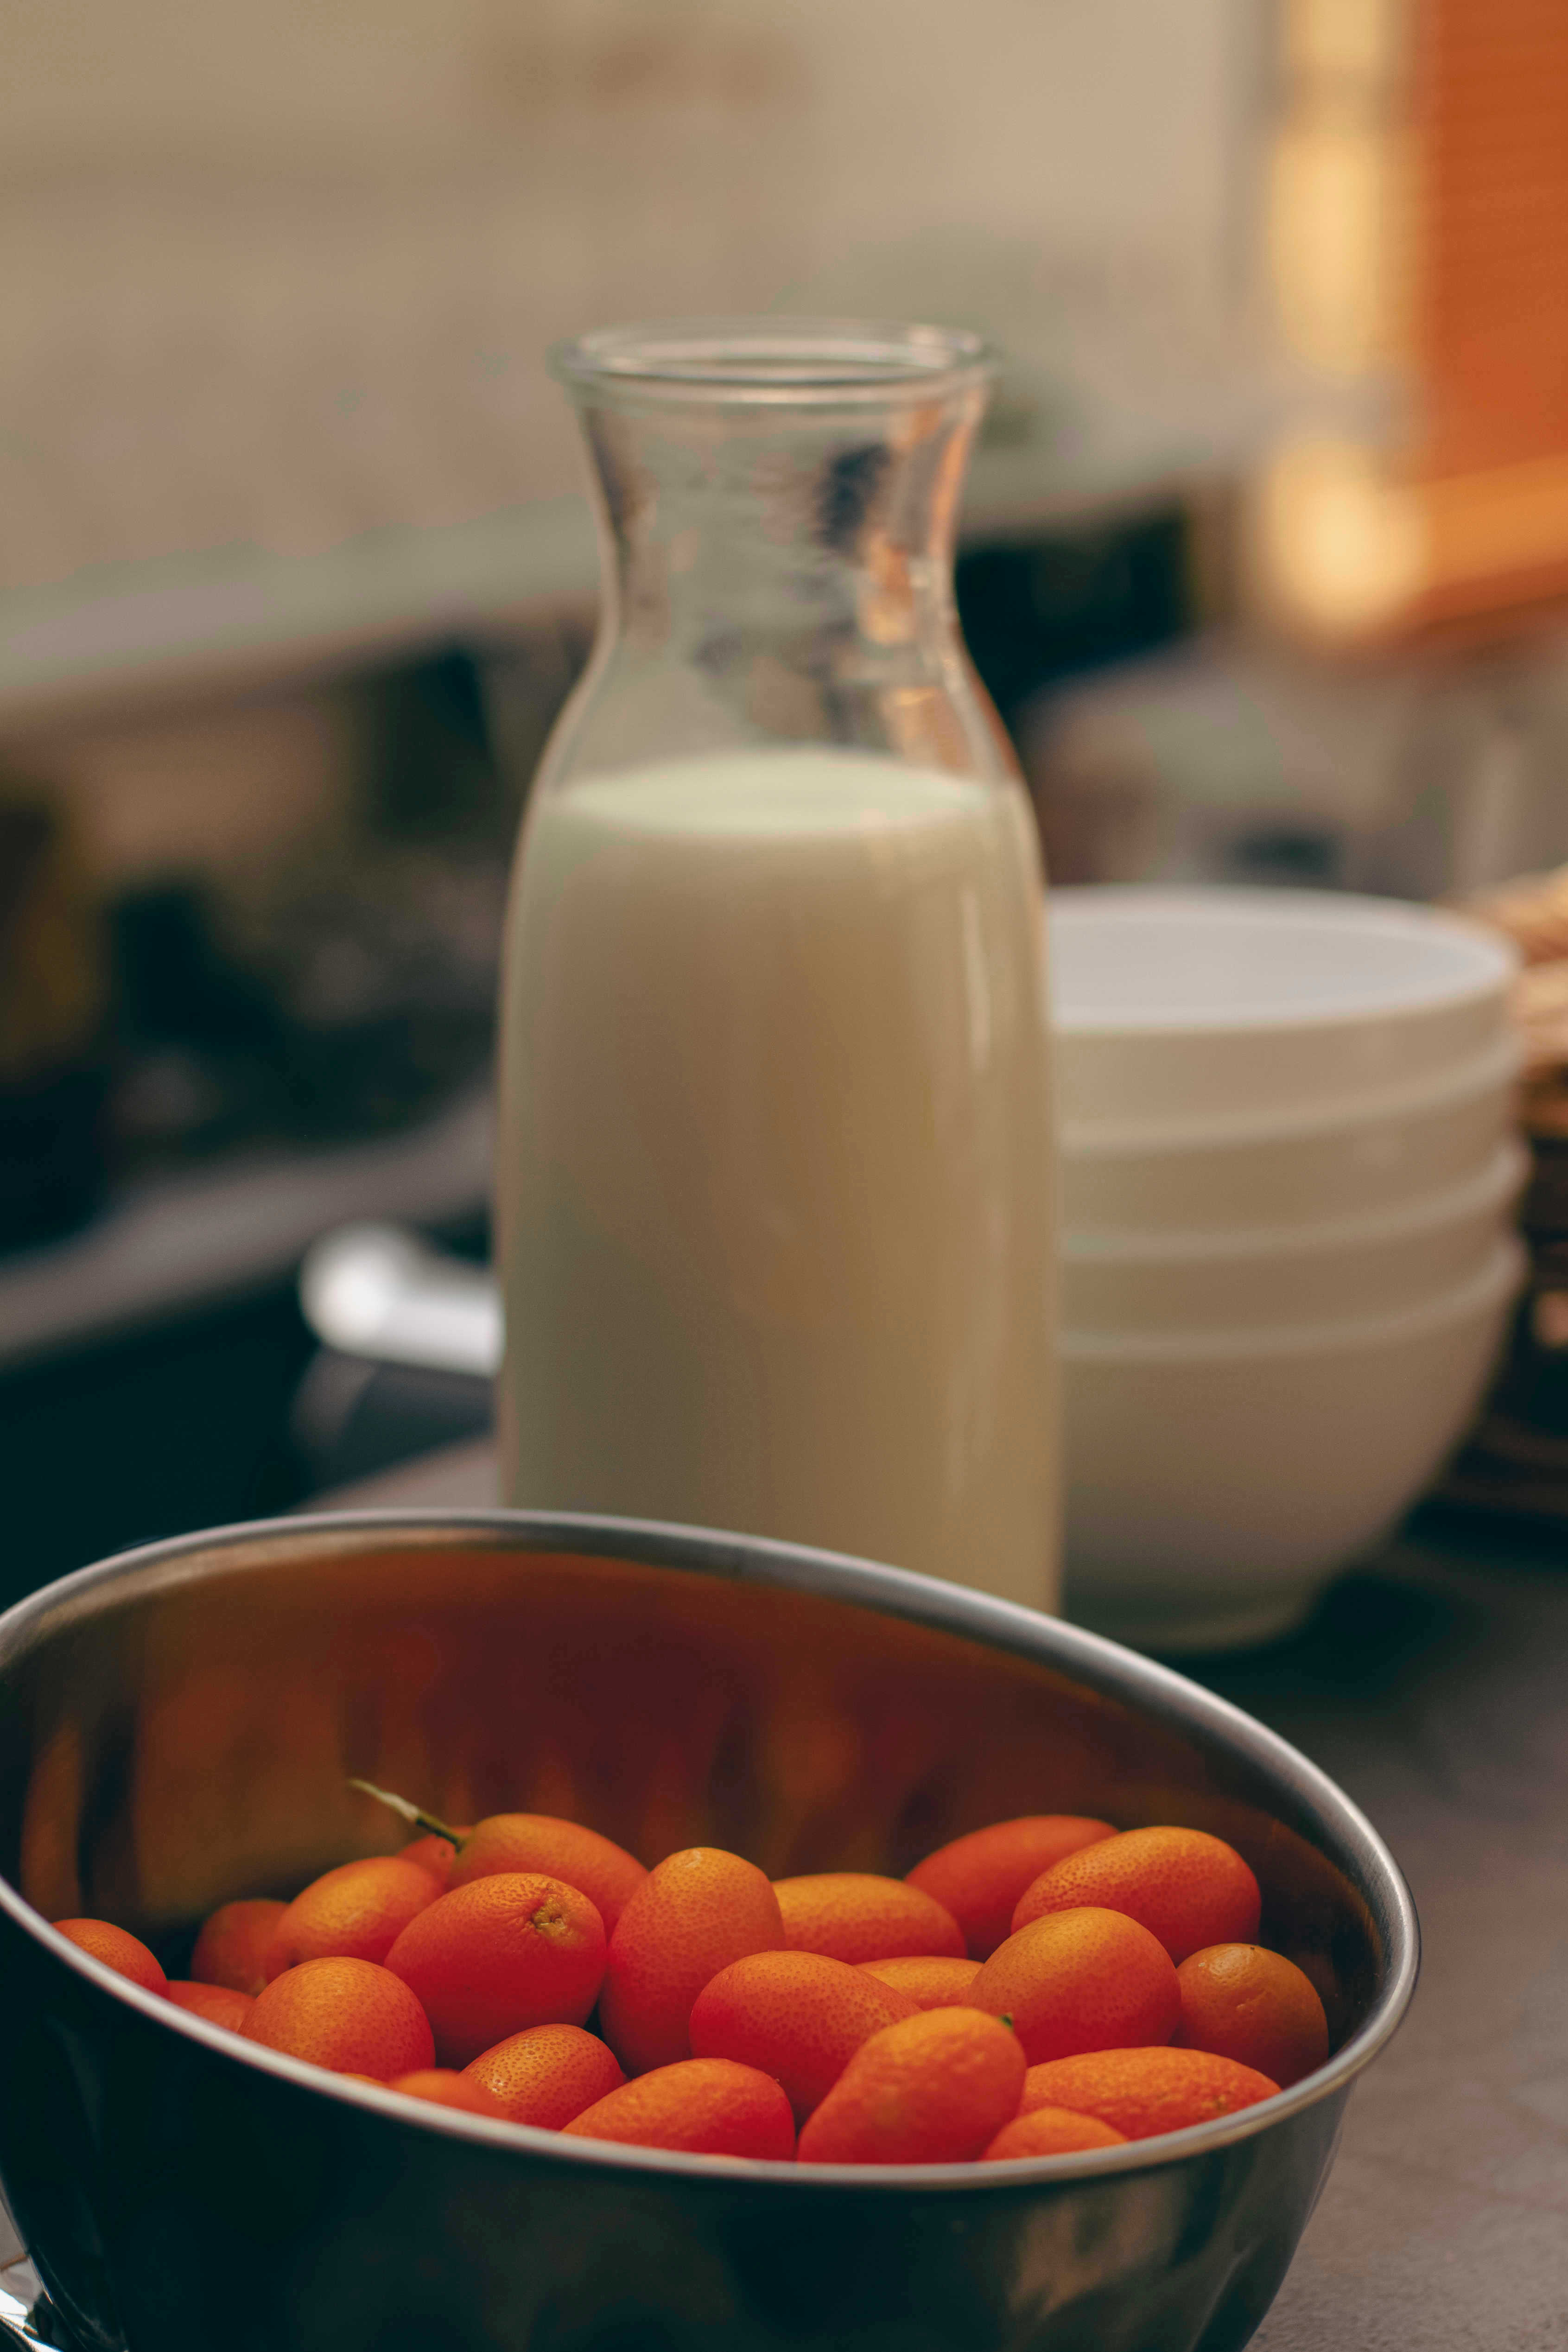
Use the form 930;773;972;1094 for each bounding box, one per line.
497;318;1059;1611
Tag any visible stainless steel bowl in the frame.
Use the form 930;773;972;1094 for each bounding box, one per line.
0;1511;1416;2352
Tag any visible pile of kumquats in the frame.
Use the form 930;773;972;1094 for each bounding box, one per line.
52;1795;1331;2165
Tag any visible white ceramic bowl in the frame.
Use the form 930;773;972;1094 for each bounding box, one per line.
1051;886;1517;1131
1062;1239;1524;1654
1061;1140;1526;1332
1059;1038;1519;1234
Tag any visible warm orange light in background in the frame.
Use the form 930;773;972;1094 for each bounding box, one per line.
1268;0;1408;383
1257;0;1568;645
1413;0;1568;628
1282;0;1405;84
1268;115;1404;380
1254;432;1424;636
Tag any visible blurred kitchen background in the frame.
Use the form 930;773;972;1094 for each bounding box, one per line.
5;0;1568;1594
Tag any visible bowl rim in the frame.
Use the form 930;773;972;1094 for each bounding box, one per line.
1047;885;1517;1041
1062;1233;1522;1362
1060;1033;1519;1159
1062;1137;1527;1266
0;1507;1420;2197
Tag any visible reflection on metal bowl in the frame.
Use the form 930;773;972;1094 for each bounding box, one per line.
0;1511;1416;2352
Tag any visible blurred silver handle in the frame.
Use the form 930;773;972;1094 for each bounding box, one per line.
299;1223;501;1380
0;2251;57;2350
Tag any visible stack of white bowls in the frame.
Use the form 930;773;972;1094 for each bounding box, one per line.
1051;887;1525;1654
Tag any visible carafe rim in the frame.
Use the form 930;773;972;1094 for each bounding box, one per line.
548;314;996;410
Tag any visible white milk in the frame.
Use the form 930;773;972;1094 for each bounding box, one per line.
495;747;1059;1610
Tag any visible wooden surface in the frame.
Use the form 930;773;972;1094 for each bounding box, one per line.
328;1443;1568;2351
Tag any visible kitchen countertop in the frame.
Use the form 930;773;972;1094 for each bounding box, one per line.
321;1443;1568;2352
1191;1522;1568;2350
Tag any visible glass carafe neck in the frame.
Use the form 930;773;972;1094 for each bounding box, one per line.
544;319;1010;782
581;385;978;650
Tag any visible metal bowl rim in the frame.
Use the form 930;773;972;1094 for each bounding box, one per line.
0;1505;1421;2194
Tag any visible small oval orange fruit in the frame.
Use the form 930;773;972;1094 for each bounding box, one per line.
450;1815;647;1934
774;1874;964;1965
983;2106;1129;2158
796;2007;1025;2165
858;1956;983;2009
190;1898;287;1996
53;1918;166;1996
242;1956;434;2079
387;2068;508;2116
399;1831;470;1888
563;2058;796;2159
598;1848;783;2076
907;1817;1117;1958
264;1857;441;1979
1019;2047;1279;2140
385;1873;606;2067
1013;1827;1261;1964
969;1907;1179;2066
463;2022;626;2128
689;1950;918;2121
1174;1943;1329;2088
165;1980;254;2032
